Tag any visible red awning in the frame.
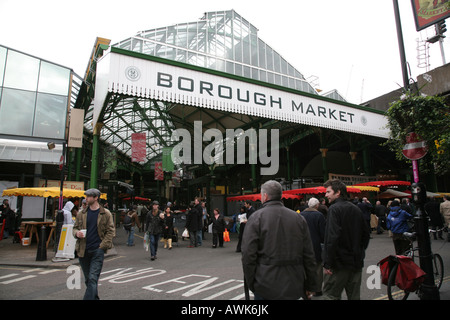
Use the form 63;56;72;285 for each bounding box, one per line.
226;192;301;202
284;186;361;195
353;180;411;187
122;196;152;201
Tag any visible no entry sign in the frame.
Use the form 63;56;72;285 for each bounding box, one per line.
402;132;428;160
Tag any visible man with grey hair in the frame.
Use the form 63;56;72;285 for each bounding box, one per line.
300;197;326;296
241;180;319;300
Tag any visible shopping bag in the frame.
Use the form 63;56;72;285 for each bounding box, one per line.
182;228;189;238
223;228;230;242
144;232;149;252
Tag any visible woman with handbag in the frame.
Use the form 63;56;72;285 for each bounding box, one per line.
210;208;225;248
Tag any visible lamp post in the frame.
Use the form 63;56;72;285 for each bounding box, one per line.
49;141;67;253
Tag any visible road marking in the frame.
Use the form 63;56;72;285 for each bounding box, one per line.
0;274;19;280
1;275;36;284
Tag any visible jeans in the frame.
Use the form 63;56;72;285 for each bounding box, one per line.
189;231;198;247
126;226;135;246
322;268;362;300
196;230;202;246
150;234;160;257
79;248;105;300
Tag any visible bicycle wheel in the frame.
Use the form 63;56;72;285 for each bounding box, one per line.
432;253;444;290
387;263;410;300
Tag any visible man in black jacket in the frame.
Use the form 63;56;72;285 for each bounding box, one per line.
322;179;370;300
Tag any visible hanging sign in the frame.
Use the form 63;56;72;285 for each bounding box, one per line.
131;132;146;162
154;162;164;181
411;0;450;31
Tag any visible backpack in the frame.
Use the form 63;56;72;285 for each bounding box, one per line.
123;214;132;231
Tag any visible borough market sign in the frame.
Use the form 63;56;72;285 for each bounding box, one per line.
92;47;389;138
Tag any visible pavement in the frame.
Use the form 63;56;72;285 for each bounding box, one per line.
1;225;449;300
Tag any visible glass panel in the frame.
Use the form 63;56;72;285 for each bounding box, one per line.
3;50;40;91
266;47;274;71
242;37;250;65
273;53;281;73
38;61;71;95
250;35;258;67
235;64;242;76
258;40;266;69
252;68;259;81
226;61;234;74
0;88;36;136
243;66;251;78
33;92;67;139
0;46;7;87
259;70;267;82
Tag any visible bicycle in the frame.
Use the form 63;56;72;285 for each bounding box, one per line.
386;229;444;300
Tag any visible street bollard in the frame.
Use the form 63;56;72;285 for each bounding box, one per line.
36;225;47;261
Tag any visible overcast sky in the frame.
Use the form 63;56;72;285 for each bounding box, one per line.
0;0;448;104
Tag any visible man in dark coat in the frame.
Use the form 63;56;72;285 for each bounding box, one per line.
186;201;200;248
193;198;203;246
300;197;326;296
236;200;255;252
322;179;370;300
242;180;319;300
374;201;387;234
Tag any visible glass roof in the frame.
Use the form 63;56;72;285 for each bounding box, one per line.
113;10;318;94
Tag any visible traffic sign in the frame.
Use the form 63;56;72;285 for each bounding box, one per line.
402;132;427;160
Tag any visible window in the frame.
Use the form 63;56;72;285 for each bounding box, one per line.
3;50;40;91
38;61;71;95
33;93;68;139
0;88;36;136
0;46;7;87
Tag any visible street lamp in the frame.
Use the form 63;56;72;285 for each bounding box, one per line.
48;141;66;253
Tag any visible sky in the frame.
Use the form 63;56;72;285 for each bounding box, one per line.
0;0;448;105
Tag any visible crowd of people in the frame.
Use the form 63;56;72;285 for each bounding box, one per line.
241;180;450;300
2;182;449;301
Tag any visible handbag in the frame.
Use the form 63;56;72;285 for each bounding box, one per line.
223;228;230;242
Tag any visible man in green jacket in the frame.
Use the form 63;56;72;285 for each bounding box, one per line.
73;188;115;300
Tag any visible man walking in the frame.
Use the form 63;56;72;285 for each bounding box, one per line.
241;180;319;300
322;179;370;300
73;188;115;300
146;201;164;260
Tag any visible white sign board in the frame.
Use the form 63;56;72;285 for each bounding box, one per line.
93;49;389;138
